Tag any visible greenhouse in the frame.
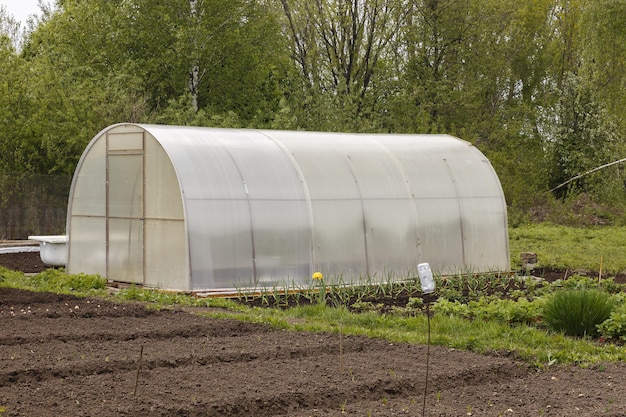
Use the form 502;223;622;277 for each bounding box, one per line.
66;124;509;292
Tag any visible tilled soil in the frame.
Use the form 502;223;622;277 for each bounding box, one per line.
2;249;626;416
0;250;46;274
1;287;625;417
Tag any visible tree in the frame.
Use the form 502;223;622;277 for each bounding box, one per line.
545;0;626;203
278;0;407;131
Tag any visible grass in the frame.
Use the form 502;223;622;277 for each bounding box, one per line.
200;303;626;366
2;266;625;365
3;223;626;366
509;223;626;273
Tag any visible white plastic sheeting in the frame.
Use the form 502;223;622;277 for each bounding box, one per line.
67;124;509;291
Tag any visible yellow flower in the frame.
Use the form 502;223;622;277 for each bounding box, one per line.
312;271;323;280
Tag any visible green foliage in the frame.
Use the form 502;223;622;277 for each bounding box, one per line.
432;299;472;319
26;269;107;292
433;297;543;325
2;0;626;214
597;299;626;342
508;224;626;273
117;285;238;310
0;267;24;283
471;297;544;325
542;289;616;337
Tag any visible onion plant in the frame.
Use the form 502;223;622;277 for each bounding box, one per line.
543;289;616;337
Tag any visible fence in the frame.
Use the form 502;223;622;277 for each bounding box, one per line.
0;173;72;240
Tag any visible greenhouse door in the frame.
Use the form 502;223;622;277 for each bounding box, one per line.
106;132;145;284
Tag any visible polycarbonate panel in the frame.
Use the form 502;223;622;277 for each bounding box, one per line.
144;136;184;220
108;132;143;150
249;200;311;286
275;135;362;200
228;134;305;200
398;154;457;198
376;135;460;198
343;144;411;199
144;219;188;290
414;198;464;274
157;130;248;200
70;138;106;216
311;200;367;280
458;197;509;271
361;199;419;275
186;199;253;290
443;155;502;198
108;218;143;283
67;216;106;276
108;154;143;218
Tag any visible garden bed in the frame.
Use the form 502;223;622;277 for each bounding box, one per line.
1;287;625;416
2;248;626;416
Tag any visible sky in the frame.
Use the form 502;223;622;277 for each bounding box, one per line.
1;0;42;26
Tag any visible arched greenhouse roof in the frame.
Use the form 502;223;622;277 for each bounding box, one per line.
67;124;509;292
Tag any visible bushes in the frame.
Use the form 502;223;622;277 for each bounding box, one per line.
543;289;616;337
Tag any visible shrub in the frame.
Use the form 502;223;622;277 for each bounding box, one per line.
543;289;616;337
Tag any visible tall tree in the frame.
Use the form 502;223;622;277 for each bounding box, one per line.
278;0;407;130
547;0;626;201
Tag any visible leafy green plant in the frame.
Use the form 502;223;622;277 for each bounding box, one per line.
432;299;471;319
350;301;382;313
543;289;616;337
469;297;544;325
433;296;543;325
597;300;626;342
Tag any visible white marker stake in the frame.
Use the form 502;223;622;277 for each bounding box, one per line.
417;263;435;294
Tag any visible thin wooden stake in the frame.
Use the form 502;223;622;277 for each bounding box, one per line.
422;303;431;417
134;345;144;397
599;256;603;282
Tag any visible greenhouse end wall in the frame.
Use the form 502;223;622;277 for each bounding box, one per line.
67;124;509;292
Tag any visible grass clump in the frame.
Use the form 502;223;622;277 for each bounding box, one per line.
116;285;240;310
26;269;107;292
543;289;616;337
0;267;107;294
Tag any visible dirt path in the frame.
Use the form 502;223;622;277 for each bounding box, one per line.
0;288;624;416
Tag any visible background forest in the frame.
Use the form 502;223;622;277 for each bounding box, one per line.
1;0;626;235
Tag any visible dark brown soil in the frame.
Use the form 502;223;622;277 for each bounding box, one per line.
1;251;626;416
0;251;47;273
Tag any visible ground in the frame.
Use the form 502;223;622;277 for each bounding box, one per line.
1;252;626;416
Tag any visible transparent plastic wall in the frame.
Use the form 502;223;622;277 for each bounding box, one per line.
67;124;509;292
67;125;189;290
152;127;311;290
268;131;509;277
